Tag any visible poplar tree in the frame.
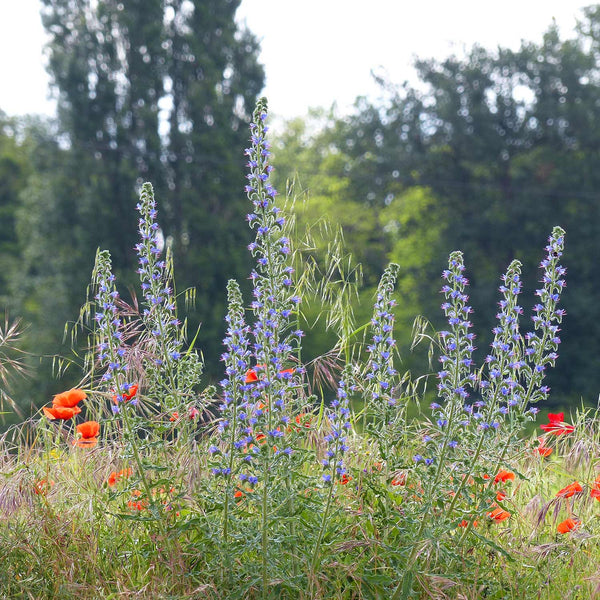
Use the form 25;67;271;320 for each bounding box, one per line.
27;0;264;380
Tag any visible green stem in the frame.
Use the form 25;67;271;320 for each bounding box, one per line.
309;481;335;596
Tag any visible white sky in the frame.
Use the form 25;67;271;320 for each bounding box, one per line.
0;0;590;121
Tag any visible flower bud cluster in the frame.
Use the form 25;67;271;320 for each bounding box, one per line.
365;263;400;407
212;280;254;479
92;249;135;413
476;260;525;429
522;226;566;406
135;183;183;368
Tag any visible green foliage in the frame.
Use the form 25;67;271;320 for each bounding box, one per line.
0;114;32;308
270;11;600;405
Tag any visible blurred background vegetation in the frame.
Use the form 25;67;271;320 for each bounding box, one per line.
2;1;600;424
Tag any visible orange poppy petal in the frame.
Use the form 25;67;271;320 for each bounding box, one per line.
52;388;87;408
556;482;583;498
391;474;406;486
245;369;259;383
494;470;515;484
540;413;574;435
108;467;133;487
557;518;580;534
76;420;100;439
123;384;138;401
458;519;478;528
34;479;55;495
487;508;511;522
43;405;81;420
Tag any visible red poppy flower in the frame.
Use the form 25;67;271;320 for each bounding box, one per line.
108;467;133;487
43;405;82;420
169;412;179;422
112;384;139;404
128;489;148;511
123;384;138;401
557;518;580;534
73;420;100;448
535;437;553;457
556;481;583;498
496;491;507;502
34;478;55;495
128;498;148;511
391;473;406;486
245;366;295;384
245;369;259;383
540;412;574;435
338;473;352;485
52;388;87;408
494;470;515;484
234;487;253;502
294;413;311;428
591;476;600;500
487;507;511;522
77;421;99;438
458;519;478;528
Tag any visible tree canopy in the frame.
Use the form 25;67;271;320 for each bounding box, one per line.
272;10;600;402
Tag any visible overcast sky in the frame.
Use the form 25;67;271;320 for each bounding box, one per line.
0;0;590;121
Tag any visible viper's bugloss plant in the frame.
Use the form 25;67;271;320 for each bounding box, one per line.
214;280;253;528
365;263;401;410
363;263;411;466
135;182;203;416
208;97;312;596
402;228;567;581
321;366;354;486
92;249;135;414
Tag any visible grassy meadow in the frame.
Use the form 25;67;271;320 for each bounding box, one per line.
0;99;598;599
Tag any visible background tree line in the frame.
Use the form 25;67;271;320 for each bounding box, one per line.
1;2;600;420
271;7;600;405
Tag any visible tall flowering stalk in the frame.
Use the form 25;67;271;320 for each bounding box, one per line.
364;263;403;461
135;182;203;415
403;229;567;571
521;226;566;408
243;97;304;594
423;251;476;472
441;260;527;526
91;249;159;519
321;367;354;486
215;281;253;525
479;259;525;431
485;226;567;472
